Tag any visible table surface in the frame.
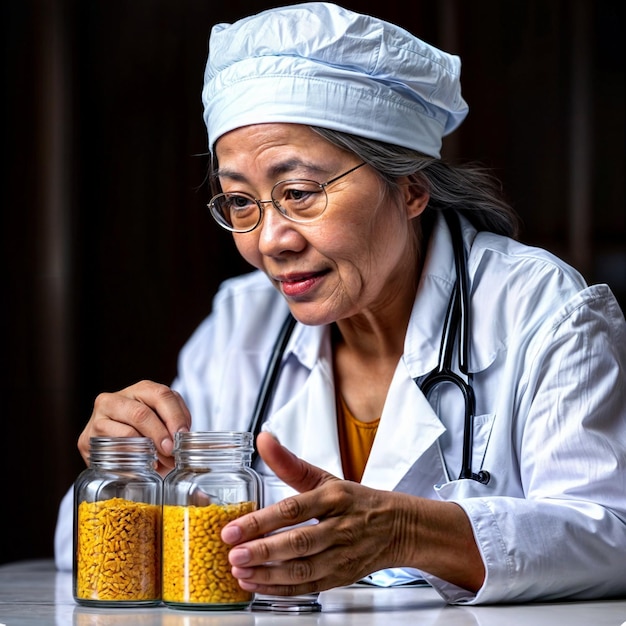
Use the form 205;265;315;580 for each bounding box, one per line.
0;560;624;626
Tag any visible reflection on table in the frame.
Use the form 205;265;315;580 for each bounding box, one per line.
0;560;624;626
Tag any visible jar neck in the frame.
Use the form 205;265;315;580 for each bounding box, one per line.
173;431;254;468
88;436;158;469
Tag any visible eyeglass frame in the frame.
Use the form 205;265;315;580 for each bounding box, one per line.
207;161;367;233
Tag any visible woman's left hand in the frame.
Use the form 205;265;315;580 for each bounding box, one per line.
220;431;415;595
222;432;484;595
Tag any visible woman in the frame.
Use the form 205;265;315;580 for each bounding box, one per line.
55;3;626;604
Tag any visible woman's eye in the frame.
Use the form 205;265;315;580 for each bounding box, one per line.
279;183;321;207
285;188;311;202
228;195;255;210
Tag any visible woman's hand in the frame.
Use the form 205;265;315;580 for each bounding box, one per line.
77;380;191;476
221;432;485;595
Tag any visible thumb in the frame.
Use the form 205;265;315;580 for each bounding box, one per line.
256;431;336;493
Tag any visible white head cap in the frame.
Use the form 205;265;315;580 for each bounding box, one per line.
202;2;468;158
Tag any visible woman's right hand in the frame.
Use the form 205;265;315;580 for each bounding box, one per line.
77;380;192;476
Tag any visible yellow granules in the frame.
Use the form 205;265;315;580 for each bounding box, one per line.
75;496;161;602
162;501;256;606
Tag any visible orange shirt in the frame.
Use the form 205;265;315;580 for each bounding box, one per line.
336;396;380;482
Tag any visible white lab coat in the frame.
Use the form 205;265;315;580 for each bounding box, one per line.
54;213;626;604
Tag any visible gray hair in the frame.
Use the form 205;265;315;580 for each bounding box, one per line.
311;127;521;238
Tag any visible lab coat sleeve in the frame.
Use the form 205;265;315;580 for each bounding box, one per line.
430;285;626;604
54;487;74;571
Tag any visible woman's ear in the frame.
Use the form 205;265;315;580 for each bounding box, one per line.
399;174;430;219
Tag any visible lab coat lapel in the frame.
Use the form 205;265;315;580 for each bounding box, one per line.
361;359;447;491
261;357;345;479
262;326;448;493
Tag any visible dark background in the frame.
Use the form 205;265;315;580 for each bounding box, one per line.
1;0;624;565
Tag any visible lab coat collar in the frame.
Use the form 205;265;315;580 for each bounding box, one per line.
361;357;447;490
261;335;345;479
282;317;327;372
404;211;501;378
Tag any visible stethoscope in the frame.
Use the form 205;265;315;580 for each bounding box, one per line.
249;210;490;484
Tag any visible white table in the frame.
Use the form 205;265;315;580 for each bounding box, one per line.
0;559;624;626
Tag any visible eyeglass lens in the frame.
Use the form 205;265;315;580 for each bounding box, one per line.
210;179;327;232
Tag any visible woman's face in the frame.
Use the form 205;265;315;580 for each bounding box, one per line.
214;123;428;327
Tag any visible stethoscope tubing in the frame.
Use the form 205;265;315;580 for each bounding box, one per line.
419;211;490;484
250;312;297;464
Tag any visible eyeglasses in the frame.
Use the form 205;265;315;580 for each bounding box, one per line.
208;162;366;233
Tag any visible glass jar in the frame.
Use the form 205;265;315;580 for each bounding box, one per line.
73;436;162;607
162;431;261;610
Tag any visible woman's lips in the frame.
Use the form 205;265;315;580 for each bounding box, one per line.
278;272;326;298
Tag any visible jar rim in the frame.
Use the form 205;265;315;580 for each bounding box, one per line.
173;431;253;450
89;436;157;451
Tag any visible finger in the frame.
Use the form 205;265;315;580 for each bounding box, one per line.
79;381;191;464
256;431;335;493
231;542;366;594
222;481;340;547
77;413;144;464
122;381;192;451
230;534;384;594
92;388;174;456
79;414;177;473
229;520;323;566
233;561;321;596
222;437;340;545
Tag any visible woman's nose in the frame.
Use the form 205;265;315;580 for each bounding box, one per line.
257;202;305;256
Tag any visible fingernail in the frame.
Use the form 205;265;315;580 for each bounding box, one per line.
231;566;254;579
161;438;173;455
222;525;242;544
238;580;258;591
229;547;251;566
